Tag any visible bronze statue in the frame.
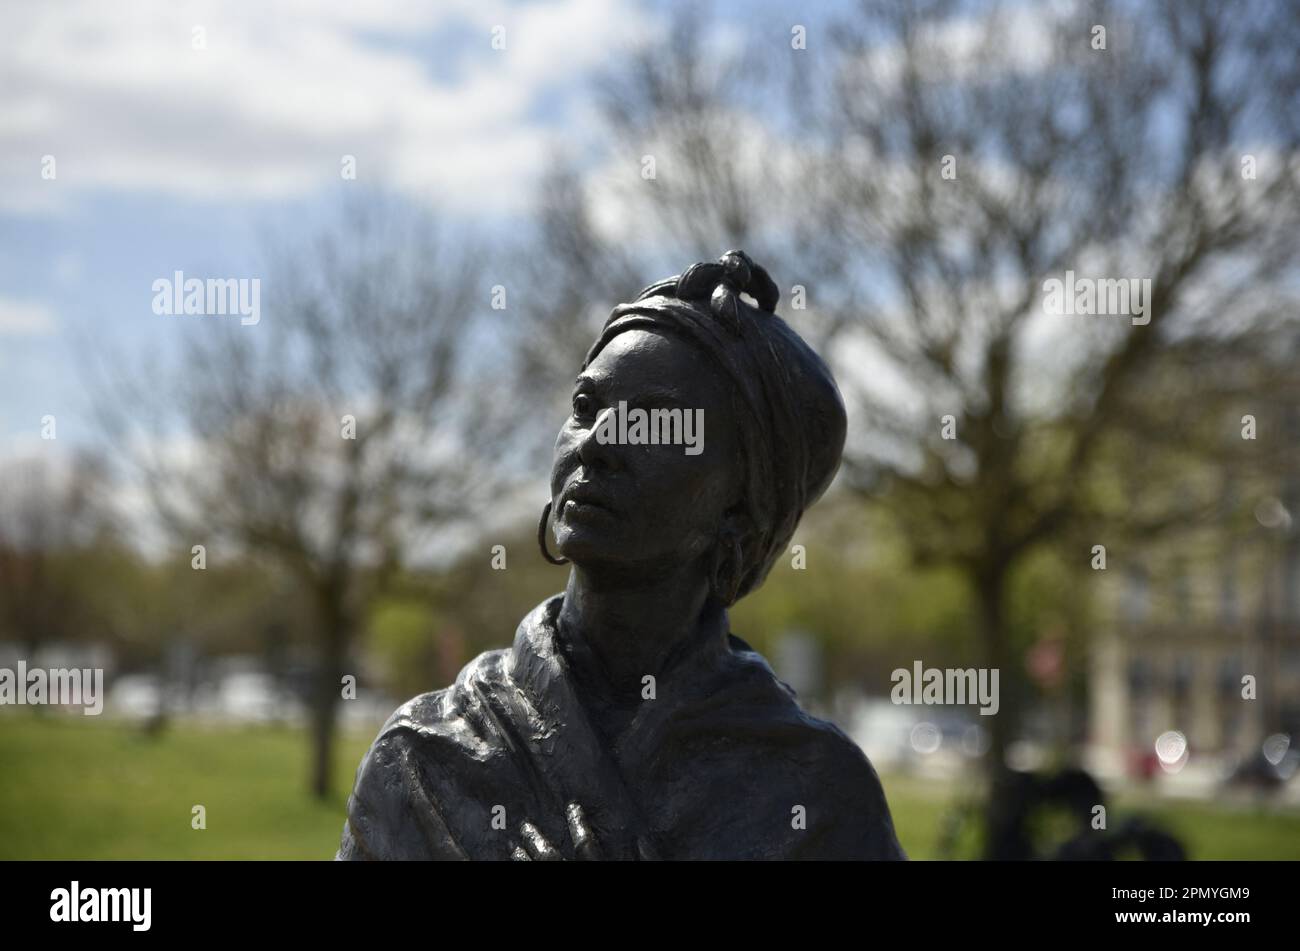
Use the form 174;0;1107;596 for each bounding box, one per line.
337;251;905;860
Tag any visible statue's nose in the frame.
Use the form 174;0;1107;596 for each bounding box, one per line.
577;407;620;474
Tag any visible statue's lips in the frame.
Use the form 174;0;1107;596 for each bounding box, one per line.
562;483;619;516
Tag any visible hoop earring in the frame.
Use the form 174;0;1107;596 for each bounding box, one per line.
538;500;569;565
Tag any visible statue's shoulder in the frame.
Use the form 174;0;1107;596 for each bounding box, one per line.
365;593;563;749
729;641;885;778
719;632;906;857
718;632;803;709
373;646;510;741
338;645;516;860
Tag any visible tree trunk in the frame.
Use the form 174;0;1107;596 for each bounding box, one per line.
310;592;349;800
975;565;1011;770
973;561;1020;859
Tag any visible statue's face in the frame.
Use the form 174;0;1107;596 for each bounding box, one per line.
550;328;742;579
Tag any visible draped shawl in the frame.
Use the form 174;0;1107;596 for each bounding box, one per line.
337;594;905;861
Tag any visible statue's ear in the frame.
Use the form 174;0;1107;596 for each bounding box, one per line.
711;498;761;606
709;527;746;606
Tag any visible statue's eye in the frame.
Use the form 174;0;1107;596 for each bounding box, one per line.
572;393;595;421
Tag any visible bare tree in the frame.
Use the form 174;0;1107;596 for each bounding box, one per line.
505;165;645;458
97;198;504;798
822;0;1296;780
536;0;1300;841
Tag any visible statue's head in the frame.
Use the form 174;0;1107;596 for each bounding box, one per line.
547;250;846;605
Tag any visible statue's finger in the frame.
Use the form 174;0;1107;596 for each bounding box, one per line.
510;842;531;861
519;821;561;861
566;802;603;861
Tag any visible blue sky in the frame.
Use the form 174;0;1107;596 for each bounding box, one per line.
0;0;675;455
0;0;863;466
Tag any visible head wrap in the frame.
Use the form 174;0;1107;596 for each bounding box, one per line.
582;250;847;602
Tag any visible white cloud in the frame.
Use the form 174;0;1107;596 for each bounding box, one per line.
0;0;652;216
853;4;1063;86
0;297;57;335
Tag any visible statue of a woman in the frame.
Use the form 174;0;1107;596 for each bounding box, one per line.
337;251;905;860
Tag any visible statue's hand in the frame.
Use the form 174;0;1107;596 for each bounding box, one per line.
509;802;604;861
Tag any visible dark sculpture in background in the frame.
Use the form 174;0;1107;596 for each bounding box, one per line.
337;251;906;860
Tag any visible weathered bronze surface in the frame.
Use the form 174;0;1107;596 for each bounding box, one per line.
338;251;905;859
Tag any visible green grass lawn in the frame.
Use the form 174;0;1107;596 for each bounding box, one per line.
0;714;374;859
2;715;1298;859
